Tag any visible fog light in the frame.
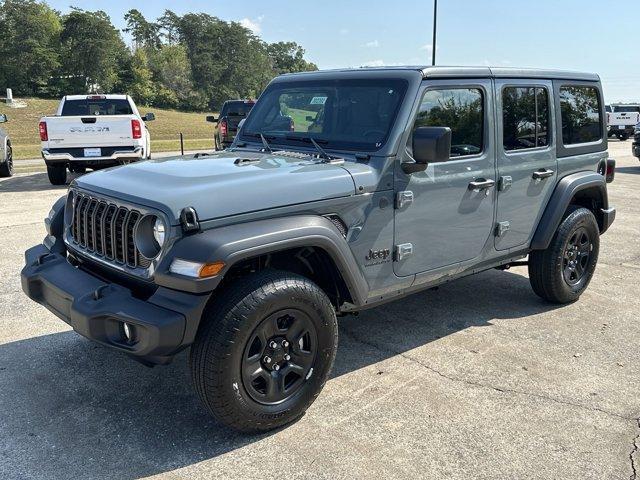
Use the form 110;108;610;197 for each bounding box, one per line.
122;322;134;342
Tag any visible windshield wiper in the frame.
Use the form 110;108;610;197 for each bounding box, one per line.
243;132;275;152
284;135;332;160
259;133;273;153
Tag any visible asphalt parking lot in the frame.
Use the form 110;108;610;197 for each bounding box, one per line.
1;141;639;480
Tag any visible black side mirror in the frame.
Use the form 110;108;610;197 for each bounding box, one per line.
206;115;218;123
403;126;451;173
0;113;7;123
143;112;155;122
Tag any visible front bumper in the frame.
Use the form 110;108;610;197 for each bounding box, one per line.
21;244;209;364
42;146;144;163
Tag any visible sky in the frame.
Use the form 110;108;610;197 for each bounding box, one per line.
46;0;640;102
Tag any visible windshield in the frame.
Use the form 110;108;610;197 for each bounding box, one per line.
221;101;254;117
240;78;408;151
61;99;133;116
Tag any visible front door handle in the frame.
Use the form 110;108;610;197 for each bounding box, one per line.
468;178;496;192
532;168;554;180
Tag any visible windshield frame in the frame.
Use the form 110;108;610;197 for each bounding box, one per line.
239;77;410;153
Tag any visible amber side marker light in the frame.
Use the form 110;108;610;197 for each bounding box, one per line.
199;261;226;278
169;259;225;278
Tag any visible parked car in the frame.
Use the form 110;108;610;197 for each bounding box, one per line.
39;95;155;185
206;99;255;150
0;113;12;177
633;123;640;159
22;66;616;433
607;104;640;140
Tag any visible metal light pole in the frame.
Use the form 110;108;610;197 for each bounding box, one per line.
432;0;438;66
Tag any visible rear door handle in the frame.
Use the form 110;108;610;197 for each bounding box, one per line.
532;168;554;180
468;178;496;192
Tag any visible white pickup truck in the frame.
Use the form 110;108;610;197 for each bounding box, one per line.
39;95;155;185
607;104;640;141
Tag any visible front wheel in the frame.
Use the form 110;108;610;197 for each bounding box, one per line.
189;270;338;432
529;207;600;303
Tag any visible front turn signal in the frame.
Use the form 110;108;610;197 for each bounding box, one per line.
199;261;226;278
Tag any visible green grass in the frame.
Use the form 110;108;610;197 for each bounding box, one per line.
0;98;216;160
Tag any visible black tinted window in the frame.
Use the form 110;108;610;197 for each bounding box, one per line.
613;106;640;113
415;88;484;157
502;87;550;151
221;101;254;117
559;86;602;145
61;99;133;116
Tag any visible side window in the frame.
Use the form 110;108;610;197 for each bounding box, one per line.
415;88;484;157
502;86;550;151
559;86;602;145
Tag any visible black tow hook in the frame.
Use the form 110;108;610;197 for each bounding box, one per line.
93;285;109;301
35;253;52;266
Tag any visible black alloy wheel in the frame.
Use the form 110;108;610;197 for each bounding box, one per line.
562;227;593;286
242;309;317;405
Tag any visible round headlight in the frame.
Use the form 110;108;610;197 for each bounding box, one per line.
153;217;166;247
135;215;165;260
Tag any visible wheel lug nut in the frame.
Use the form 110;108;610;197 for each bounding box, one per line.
282;340;289;348
284;354;291;361
273;364;280;371
264;356;271;364
269;341;278;349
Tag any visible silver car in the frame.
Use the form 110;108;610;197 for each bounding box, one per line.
0;113;13;177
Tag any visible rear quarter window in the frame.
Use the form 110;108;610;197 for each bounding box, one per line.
559;86;602;145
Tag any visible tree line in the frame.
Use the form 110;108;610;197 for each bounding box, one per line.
0;0;318;110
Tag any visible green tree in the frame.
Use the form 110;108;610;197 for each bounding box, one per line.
0;0;61;95
178;13;274;108
267;41;317;74
128;48;155;105
148;44;205;110
158;9;180;45
124;9;160;49
60;8;126;92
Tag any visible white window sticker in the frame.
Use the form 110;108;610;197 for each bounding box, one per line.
310;96;327;105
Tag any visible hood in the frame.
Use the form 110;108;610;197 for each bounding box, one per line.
74;150;357;223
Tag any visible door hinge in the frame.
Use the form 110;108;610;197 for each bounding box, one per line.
498;176;512;192
495;221;510;237
395;243;413;261
395;190;414;209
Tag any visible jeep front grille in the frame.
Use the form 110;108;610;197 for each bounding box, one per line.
69;191;151;269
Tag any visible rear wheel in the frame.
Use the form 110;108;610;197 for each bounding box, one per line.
529;207;599;303
190;270;338;432
46;164;67;185
0;143;13;177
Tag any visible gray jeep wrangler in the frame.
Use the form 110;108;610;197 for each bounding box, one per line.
22;67;616;432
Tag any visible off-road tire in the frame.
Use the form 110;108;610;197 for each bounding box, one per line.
46;165;67;185
0;143;12;177
529;206;599;303
189;270;338;432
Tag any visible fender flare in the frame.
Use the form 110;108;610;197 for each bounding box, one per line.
531;171;609;250
155;215;369;305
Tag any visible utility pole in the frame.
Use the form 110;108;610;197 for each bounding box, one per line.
432;0;438;66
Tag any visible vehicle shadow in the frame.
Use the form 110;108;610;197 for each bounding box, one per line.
616;166;640;175
0;269;560;479
0;171;81;193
